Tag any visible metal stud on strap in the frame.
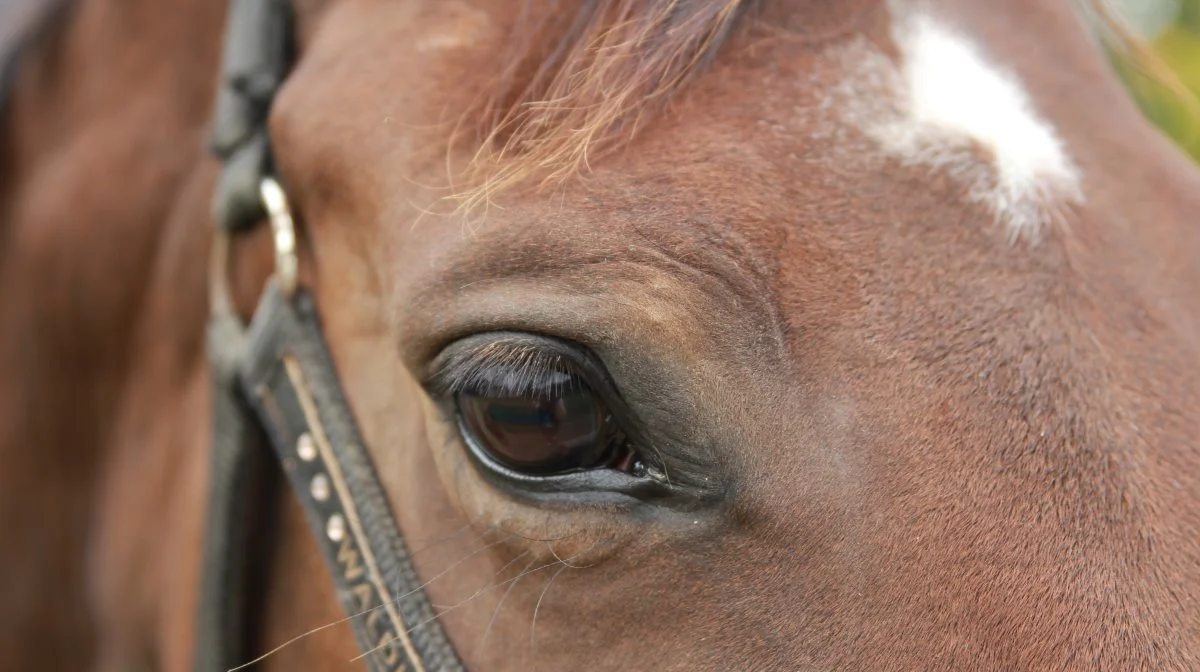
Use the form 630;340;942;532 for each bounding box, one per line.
259;176;299;296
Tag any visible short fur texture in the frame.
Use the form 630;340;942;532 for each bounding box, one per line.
3;0;1200;671
457;0;745;210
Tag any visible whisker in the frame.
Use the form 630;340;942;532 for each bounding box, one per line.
350;559;565;663
227;533;506;671
431;550;530;610
424;549;531;612
488;526;590;545
382;535;510;604
481;556;539;649
529;563;570;660
406;514;486;556
544;539;600;570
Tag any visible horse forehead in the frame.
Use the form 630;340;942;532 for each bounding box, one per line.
822;1;1084;240
605;2;1087;245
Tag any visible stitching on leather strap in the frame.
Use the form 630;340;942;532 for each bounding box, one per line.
281;354;426;672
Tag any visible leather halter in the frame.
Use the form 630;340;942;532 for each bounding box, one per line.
196;0;464;670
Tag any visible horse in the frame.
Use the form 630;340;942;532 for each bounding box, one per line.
3;0;1200;669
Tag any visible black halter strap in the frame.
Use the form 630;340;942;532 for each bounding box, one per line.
196;1;464;670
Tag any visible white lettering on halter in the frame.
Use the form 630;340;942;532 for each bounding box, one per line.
833;10;1084;240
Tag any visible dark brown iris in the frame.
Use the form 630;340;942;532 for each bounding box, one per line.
456;381;616;474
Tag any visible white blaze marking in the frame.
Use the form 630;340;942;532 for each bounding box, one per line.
834;10;1083;239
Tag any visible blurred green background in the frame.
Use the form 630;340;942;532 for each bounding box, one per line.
1112;0;1200;162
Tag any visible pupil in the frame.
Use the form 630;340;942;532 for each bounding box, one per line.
457;380;607;473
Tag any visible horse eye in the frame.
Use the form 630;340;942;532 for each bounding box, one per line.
455;373;629;475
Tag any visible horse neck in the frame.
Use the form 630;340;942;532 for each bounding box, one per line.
2;0;230;388
0;0;229;666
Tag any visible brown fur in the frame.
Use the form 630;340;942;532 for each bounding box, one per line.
459;0;744;209
3;0;1200;670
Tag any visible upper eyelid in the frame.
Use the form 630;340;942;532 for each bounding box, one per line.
425;336;589;398
438;364;581;398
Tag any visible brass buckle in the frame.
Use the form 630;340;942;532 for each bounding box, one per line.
259;176;299;297
208;176;299;322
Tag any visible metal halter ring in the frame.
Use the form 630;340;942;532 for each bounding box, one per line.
259;176;299;296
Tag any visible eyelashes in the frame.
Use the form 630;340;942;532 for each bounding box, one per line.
427;337;589;400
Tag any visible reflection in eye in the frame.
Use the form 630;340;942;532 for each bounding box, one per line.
431;334;648;479
456;371;629;475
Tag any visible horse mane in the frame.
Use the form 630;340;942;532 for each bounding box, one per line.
455;0;748;210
